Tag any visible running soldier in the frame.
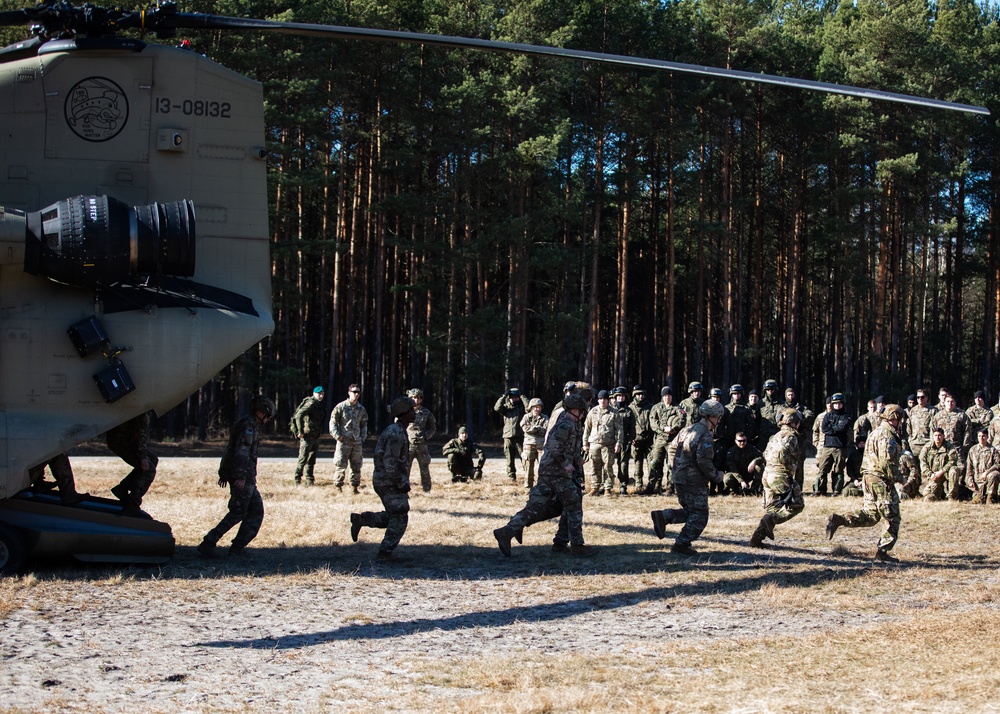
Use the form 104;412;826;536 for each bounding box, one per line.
520;398;548;491
291;386;326;485
750;408;804;548
330;384;368;493
198;395;275;558
826;404;907;562
405;388;437;492
350;397;415;561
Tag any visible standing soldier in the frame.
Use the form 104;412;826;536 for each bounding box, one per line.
198;395;275;558
919;427;963;501
107;410;158;512
612;386;635;494
493;394;595;557
405;388;437;492
629;386;654;493
907;389;936;456
679;381;704;427
494;388;529;483
746;389;762;445
583;390;624;496
520;398;548;492
782;387;814;488
965;391;994;445
725;385;754;451
757;379;783;447
854;400;879;444
649;400;726;556
441;427;486;482
329;384;369;493
750;408;805;548
965;429;1000;504
931;394;971;466
350;397;415;561
817;394;852;496
290;386;326;486
826;404;907;563
641;387;683;495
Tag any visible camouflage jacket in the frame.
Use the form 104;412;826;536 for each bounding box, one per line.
106;410;153;459
757;395;783;443
219;413;261;485
407;406;437;445
329;399;368;445
630;398;653;442
906;405;937;448
670;420;720;487
989;415;1000;448
919;441;960;478
650;402;684;442
861;422;904;484
853;412;880;443
965;443;1000;488
374;422;410;490
966;405;995;442
812;411;827;449
519;412;549;447
442;437;485;469
291;396;326;439
538;410;583;480
679;396;703;427
931;408;971;453
763;425;800;481
494;395;529;438
584;405;623;448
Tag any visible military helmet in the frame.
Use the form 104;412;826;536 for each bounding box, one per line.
632;384;645;395
406;387;424;399
251;395;276;419
730;384;744;393
688;381;704;392
611;386;627;397
390;396;416;417
529;397;543;409
763;379;778;390
709;388;724;398
882;404;905;422
563;381;577;393
562;394;589;413
780;407;803;426
699;400;725;419
508;387;520;396
831;393;845;403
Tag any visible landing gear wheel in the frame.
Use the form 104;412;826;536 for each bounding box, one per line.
0;523;26;576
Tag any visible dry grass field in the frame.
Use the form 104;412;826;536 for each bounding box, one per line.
3;450;1000;713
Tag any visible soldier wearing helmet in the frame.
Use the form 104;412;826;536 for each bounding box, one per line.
642;386;684;496
705;388;730;493
583;390;624;495
198;394;276;558
611;387;635;493
350;397;417;561
649;398;725;556
494;387;530;483
826;404;907;562
816;392;852;496
757;380;783;446
405;388;437;492
519;397;549;491
629;385;654;492
725;384;754;448
749;407;805;549
679;381;704;428
494;392;597;557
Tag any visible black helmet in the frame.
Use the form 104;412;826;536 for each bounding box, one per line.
729;384;744;393
611;386;627;397
563;394;589;413
632;384;645;395
251;395;276;419
763;379;778;390
709;388;724;398
688;381;704;392
831;393;845;403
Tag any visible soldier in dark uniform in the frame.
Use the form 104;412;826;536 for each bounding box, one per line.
198;395;275;558
629;386;653;493
442;427;485;482
612;386;635;493
291;386;326;485
107;410;159;512
28;453;88;505
350;397;416;561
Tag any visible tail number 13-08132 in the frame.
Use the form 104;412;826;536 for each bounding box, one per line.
154;98;232;118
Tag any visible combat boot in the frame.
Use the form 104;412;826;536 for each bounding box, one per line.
196;541;219;559
874;549;899;563
651;510;667;540
551;543;570;554
570;544;597;556
826;514;846;540
670;542;697;556
512;527;524;544
749;519;771;548
350;513;363;543
493;526;514;557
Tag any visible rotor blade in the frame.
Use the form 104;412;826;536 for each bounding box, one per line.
158;13;988;116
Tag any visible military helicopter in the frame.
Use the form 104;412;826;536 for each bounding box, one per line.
0;1;986;574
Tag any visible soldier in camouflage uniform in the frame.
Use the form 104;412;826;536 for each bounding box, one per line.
722;432;764;495
612;387;635;493
405;388;437;492
818;394;852;496
826;404;907;562
493;394;596;557
107;410;158;512
583;390;624;495
931;394;971;466
679;381;704;428
853;400;879;444
919;428;963;501
781;387;814;488
896;451;921;500
965;429;1000;504
442;427;485;482
756;380;783;448
494;388;529;482
750;408;804;548
649;400;726;556
520;398;548;491
629;386;654;492
989;409;1000;449
198;395;275;558
965;391;994;446
642;387;684;495
28;453;88;505
350;397;415;561
291;386;326;485
330;384;369;492
906;389;936;456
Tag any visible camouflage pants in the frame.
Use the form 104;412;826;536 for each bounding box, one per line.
815;447;846;495
968;470;1000;503
407;443;432;491
922;467;962;501
507;473;585;546
359;482;410;554
762;471;805;525
447;452;484;481
28;453;79;503
662;483;710;547
503;438;521;480
616;445;631;487
334;440;363;487
839;474;900;552
295;436;321;482
204;481;264;550
647;438;671;492
589;445;616;491
631;439;652;488
107;440;158;507
522;444;541;490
